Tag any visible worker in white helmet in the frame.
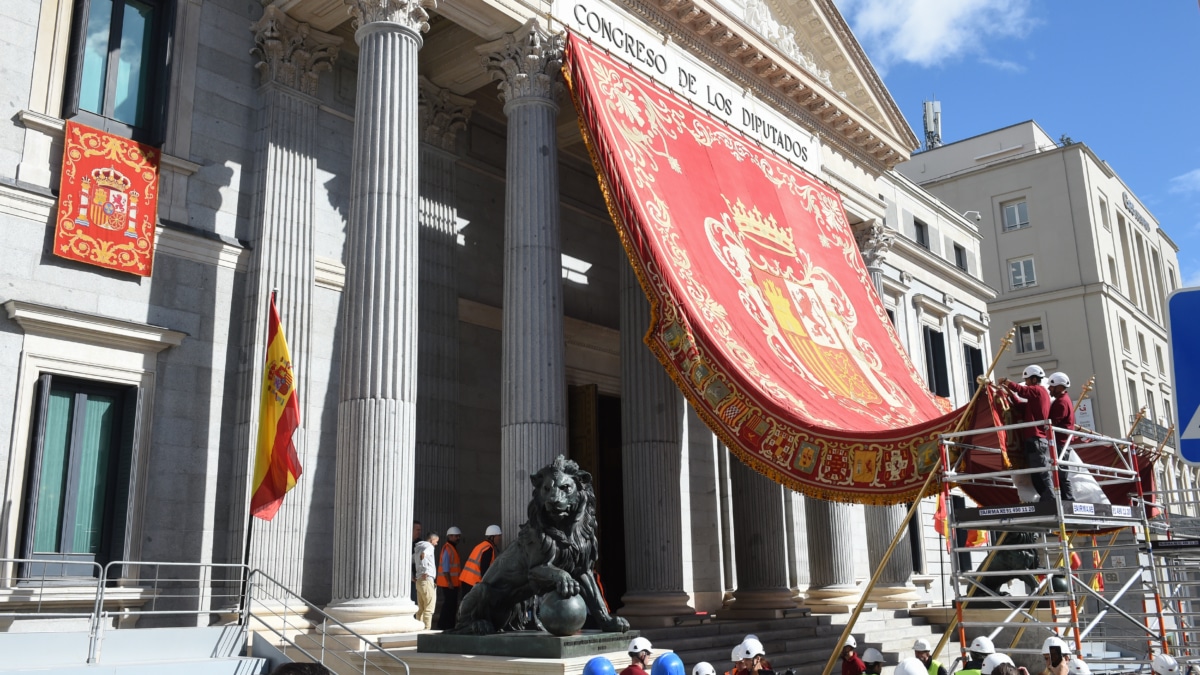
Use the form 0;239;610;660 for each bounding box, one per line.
897;658;930;675
841;635;865;675
913;638;947;675
693;663;717;675
1039;636;1072;675
958;635;996;675
623;637;653;675
1001;364;1065;502
861;648;886;675
1152;655;1180;675
981;653;1013;675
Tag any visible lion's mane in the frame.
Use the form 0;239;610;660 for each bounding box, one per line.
526;456;599;577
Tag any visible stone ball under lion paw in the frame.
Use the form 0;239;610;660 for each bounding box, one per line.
539;591;588;636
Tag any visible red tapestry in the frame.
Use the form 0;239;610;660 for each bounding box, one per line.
54;121;160;276
566;35;973;504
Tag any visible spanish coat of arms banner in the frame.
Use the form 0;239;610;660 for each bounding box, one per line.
564;35;971;504
54;121;161;277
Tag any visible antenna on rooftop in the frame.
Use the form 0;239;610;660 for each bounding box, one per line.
923;99;942;150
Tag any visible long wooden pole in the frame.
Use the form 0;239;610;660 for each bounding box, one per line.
821;330;1015;675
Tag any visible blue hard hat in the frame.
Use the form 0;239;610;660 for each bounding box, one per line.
584;656;617;675
650;652;686;675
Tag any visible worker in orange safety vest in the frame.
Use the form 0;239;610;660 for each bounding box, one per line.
459;525;502;595
435;526;463;630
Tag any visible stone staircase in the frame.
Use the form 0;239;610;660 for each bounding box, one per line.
638;608;961;675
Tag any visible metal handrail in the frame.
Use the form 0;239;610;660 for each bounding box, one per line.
245;569;410;675
0;558;410;673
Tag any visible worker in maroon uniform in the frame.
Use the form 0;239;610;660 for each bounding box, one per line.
622;637;653;675
1047;372;1077;499
1001;365;1073;502
841;635;866;675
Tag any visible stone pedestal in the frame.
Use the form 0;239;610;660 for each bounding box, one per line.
617;261;694;626
727;457;797;617
478;20;569;543
328;0;433;634
804;497;862;613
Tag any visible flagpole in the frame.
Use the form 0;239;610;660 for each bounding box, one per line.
241;289;279;619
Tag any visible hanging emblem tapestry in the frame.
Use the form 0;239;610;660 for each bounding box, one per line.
54;121;160;277
565;35;972;504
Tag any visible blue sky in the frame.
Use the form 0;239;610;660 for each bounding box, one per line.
835;0;1200;285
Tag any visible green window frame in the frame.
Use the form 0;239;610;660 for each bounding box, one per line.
22;374;138;578
63;0;174;145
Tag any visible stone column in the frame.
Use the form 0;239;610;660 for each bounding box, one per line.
243;5;341;590
477;20;568;543
618;261;694;625
854;221;919;607
414;78;473;536
328;0;432;634
804;497;862;612
727;456;797;617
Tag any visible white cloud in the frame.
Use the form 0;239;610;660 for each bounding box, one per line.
1169;169;1200;195
835;0;1035;71
1183;266;1200;289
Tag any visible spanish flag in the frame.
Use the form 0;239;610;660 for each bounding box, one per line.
250;294;303;521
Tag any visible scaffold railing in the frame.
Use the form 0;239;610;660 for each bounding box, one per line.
1136;489;1200;667
937;419;1170;672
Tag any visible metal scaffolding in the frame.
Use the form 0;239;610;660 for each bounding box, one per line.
937;419;1173;672
1140;489;1200;668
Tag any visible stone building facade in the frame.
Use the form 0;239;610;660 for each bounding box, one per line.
0;0;993;630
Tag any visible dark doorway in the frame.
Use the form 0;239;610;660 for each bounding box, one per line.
568;385;626;611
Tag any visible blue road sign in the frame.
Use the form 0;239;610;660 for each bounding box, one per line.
1169;287;1200;464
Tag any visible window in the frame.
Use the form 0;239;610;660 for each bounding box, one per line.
914;218;930;249
1098;196;1111;231
1169;265;1178;292
1002;200;1030;231
886;308;896;325
1108;256;1120;290
1165;397;1173;424
1009;257;1037;289
64;0;172;144
1156;345;1165;375
1128;378;1139;416
922;326;950;397
1146;390;1157;422
1138;333;1148;364
1016;320;1045;354
963;344;984;391
1119;318;1130;352
22;374;136;577
953;244;968;271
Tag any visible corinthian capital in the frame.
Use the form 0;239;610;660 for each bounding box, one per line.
853;220;895;269
350;0;436;33
418;77;475;151
477;19;565;108
251;5;343;97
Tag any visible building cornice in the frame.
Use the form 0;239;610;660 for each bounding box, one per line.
889;236;997;300
911;293;951;318
618;0;914;171
3;300;188;352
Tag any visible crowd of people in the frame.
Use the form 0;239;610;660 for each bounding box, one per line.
409;520;502;630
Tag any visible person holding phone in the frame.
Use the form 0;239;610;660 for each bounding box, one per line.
1039;637;1071;675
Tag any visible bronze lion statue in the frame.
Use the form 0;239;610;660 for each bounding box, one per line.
452;455;630;635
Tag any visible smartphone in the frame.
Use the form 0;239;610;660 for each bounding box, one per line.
1050;646;1063;667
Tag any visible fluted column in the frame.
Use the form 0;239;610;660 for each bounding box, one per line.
242;6;341;590
414;78;472;536
328;0;432;633
478;20;568;542
617;261;694;625
853;220;918;606
805;497;862;612
727;456;797;617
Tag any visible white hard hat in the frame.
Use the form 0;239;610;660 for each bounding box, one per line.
744;634;759;642
1068;661;1091;675
446;526;462;535
1023;365;1046;380
732;645;743;662
982;654;1014;675
1048;372;1071;388
970;636;996;655
485;525;502;536
913;638;932;652
862;648;885;664
1152;655;1180;675
693;663;717;675
1042;636;1071;654
897;658;929;675
846;635;857;648
628;637;652;654
741;638;766;658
